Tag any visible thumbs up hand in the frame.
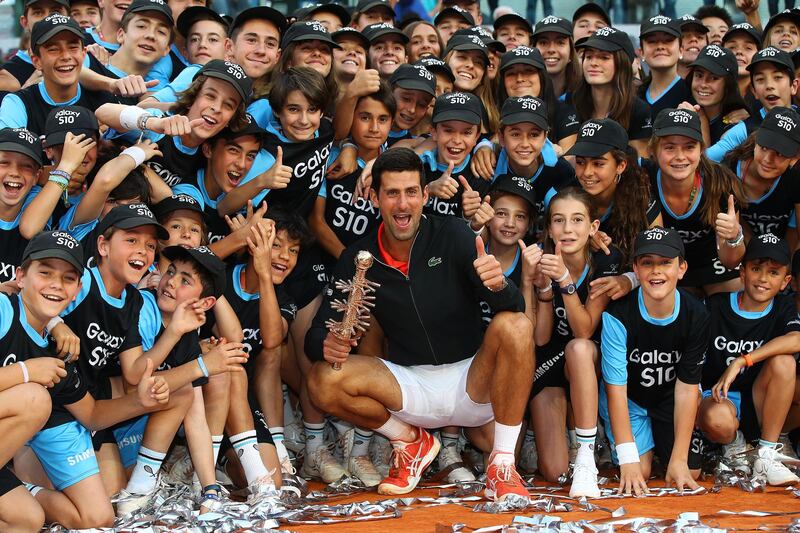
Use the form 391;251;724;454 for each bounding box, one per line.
519;240;543;285
460;176;481;219
262;147;292;190
427;162;459;199
473;236;506;291
469;195;495;231
540;241;570;283
715;194;741;241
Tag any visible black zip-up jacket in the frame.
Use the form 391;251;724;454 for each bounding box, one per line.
305;215;525;366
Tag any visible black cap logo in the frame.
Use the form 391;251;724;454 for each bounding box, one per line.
518;96;542;111
703;44;725;58
759;47;780;57
54;108;82;125
129;203;156;218
412;65;434;81
445;92;472;104
644;227;669;240
511;176;533;192
580;121;603;136
52;231;80;249
14;129;37;145
46;13;71;25
678;14;699;22
196;245;213;255
594;26;615;37
369;22;393;31
174;194;199;205
774;112;797;131
512;46;535;57
467;34;484;46
759;233;780;244
305;20;328;33
224;61;246;80
649;15;671;25
667;109;693;123
540;15;560;25
731;22;754;30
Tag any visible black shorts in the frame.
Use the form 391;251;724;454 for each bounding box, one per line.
283;244;328;309
91;428;117;451
249;390;274;446
531;345;569;398
0;464;21;498
647;399;704;470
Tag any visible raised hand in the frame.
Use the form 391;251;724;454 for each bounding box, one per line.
262;147;292;190
460;176;481;219
347;68;381;97
132;139;163;163
470;195;495;231
58;133;96;175
167;297;207;336
326;144;358;179
148;115;205;136
590;230;612;255
427;161;458;199
474;236;506;291
519;240;543;285
539;241;569;282
110;76;159;98
247;220;277;281
715;194;740;241
470;144;496;181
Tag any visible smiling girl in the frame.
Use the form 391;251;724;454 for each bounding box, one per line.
404;21;443;62
533;16;581;101
443;34;499;133
763;10;800;52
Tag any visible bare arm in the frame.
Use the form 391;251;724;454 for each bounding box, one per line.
212;295;244;344
309;195;346;260
247;221;289;349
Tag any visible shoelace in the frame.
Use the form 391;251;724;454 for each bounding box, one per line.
351;455;379;472
316;443;342;467
495;461;520;483
388;445;414;477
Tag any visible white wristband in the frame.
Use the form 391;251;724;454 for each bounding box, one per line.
616;441;640;464
622;271;640;289
474;138;494;152
18;361;29;384
120;106;149;130
122;146;146;167
556;269;570;283
539;284;553;294
46;315;63;332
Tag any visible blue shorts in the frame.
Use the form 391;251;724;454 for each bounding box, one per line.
599;384;655;461
112;416;148;468
701;389;741;419
29;422;98;490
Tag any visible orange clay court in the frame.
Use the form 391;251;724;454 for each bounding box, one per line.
287;479;800;531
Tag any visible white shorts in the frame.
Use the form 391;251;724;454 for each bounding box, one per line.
380;356;494;428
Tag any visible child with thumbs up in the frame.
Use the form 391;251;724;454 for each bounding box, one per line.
528;187;622;498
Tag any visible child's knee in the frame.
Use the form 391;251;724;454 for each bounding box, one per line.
698;400;737;443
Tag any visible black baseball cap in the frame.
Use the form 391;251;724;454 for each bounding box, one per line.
634;227;685;259
23;230;84;274
764;9;800;40
444;33;489;60
44;106;99;148
432;91;483;125
0;128;43;166
362;22;408;44
162;245;227;297
31;13;85;48
747;46;795;75
389;64;436;96
576;26;635;61
743;232;790;265
281;20;340;49
154;194;204;220
565;118;628;158
216;112;265;142
533;15;572;38
96;203;169;240
572;2;610;26
455;26;506;54
177;6;228;39
123;0;174;26
230;6;287;35
640;15;681;39
355;0;394;18
653;108;703;142
417;57;455;82
501;96;548;130
195;60;252;102
305;3;351;27
490;174;537;213
690;44;738;77
756;106;800;157
493;11;532;35
332;26;370;50
434;5;474;26
722;22;761;45
677;14;709;34
500;45;544;72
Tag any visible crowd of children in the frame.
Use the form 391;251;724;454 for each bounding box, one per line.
0;0;799;527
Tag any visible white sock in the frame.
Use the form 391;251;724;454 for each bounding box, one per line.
441;431;460;449
351;428;373;457
270;426;285;443
127;446;166;494
492;422;521;457
304;421;326;453
375;416;415;443
282;384;296;424
274;439;290;462
212;435;223;465
25;483;43;497
230;430;268;484
575;426;597;464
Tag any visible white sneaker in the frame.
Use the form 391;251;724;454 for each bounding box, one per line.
300;445;348;483
164;452;194;485
115;487;156;517
518;440;538;474
347;455;383;487
370;434;392;478
338;427;355;463
723;430;751;475
284;420;305;454
753;445;800;486
569;461;601;498
248;474;277;498
437;445;476;483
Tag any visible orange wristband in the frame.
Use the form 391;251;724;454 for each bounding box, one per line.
742;354;754;367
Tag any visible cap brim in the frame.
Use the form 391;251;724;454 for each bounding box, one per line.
690;56;731;77
434;10;472;25
368;29;408;44
288;33;342;49
114;217;169;240
756;128;800;157
28;0;69;7
177;7;226;38
0;141;42;166
723;28;758;43
308;4;351;26
27;249;83;273
359;1;395;16
34;26;86;47
433;110;482;125
640;27;680;39
162;246;226;296
395;78;435;96
634;244;682;258
156;202;203;218
747;56;794;73
573;4;610;24
565;139;616;158
501;111;548;130
532;25;572;37
494;14;532;33
201;71;248;101
447;42;489;59
489;183;537;211
654;125;703;142
682;22;710;34
128;6;174;25
500;55;544;72
44;128;97;148
424;64;455;82
233;6;287;33
576;37;621;53
333;31;370;50
744;248;790;265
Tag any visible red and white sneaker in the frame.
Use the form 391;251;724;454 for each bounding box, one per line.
377;428;440;495
485;453;528;502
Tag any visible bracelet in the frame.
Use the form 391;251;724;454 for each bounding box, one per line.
537;295;554;303
616;441;640;464
488;277;508;293
49;169;71;185
622;271;640;289
555;269;570;283
120;106;149;130
341;142;357;151
726;226;744;247
742;354;754;367
46;316;64;332
17;361;29;384
538;284;553;294
48;174;68;189
197;356;209;378
121;146;146;167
